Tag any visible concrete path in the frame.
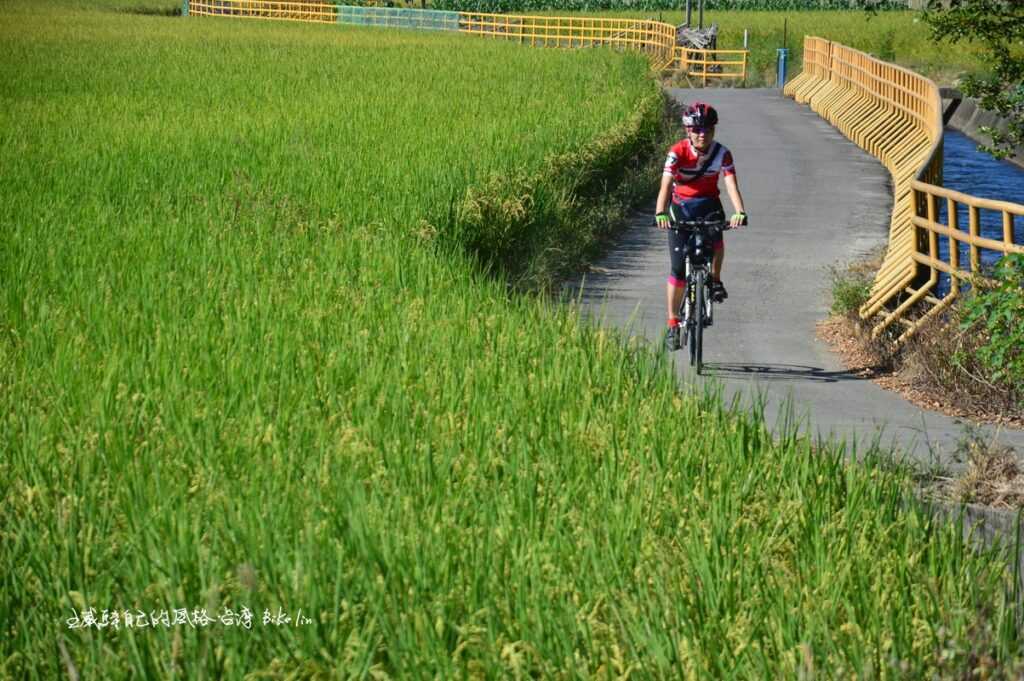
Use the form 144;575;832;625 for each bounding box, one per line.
566;88;1024;473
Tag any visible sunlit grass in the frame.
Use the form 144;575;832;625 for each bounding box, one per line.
1;2;1021;678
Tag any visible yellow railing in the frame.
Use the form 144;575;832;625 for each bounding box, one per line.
189;0;338;23
186;1;747;80
907;184;1024;334
785;36;1024;343
672;47;748;85
458;12;676;70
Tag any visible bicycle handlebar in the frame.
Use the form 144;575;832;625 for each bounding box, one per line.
670;218;731;231
652;216;733;231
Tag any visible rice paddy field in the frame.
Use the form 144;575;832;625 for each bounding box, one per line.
2;1;1022;678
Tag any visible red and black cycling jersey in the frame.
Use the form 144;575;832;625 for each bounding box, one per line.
663;139;735;201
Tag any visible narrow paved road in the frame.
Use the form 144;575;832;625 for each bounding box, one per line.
567;88;1024;472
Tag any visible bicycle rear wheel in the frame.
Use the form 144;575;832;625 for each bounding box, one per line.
691;270;705;373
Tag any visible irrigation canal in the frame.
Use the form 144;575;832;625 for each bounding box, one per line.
566;89;1024;472
936;129;1024;292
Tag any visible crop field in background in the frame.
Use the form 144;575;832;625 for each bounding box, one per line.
696;10;985;85
433;0;913;11
540;9;987;86
2;1;1022;678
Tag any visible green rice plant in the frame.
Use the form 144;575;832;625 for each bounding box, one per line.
2;1;1022;678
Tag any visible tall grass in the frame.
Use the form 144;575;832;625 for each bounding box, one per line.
2;1;1022;678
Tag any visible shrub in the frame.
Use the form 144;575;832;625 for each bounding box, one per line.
957;254;1024;391
828;259;874;316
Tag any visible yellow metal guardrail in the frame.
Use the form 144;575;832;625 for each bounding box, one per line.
908;184;1024;336
458;12;676;69
672;47;748;86
186;1;747;81
785;36;1024;343
189;0;338;22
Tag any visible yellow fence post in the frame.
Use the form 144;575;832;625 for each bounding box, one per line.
968;205;981;274
947;196;960;299
926;190;939;283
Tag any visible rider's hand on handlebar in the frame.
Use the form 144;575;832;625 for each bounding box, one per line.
655;212;670;230
729;212;748;228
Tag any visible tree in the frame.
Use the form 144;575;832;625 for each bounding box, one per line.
923;0;1024;160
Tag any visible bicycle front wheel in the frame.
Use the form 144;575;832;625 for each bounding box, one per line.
691;270;705;373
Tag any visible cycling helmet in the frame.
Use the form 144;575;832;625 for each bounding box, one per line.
682;102;719;128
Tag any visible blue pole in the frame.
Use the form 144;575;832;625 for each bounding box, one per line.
181;0;188;15
777;48;789;88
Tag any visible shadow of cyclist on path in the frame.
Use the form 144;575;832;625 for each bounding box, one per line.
700;362;882;383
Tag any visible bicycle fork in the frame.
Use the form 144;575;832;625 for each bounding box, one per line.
683;261;714;329
682;260;693;328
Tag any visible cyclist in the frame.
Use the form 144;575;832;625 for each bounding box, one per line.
655;101;747;352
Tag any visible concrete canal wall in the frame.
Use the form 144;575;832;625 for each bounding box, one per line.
942;90;1024;168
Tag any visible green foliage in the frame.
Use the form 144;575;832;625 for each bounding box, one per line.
958;254;1024;388
829;262;873;315
923;0;1024;160
876;26;896;61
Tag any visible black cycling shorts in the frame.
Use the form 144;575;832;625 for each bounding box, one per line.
668;197;725;283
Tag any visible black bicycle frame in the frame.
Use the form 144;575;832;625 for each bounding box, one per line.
671;217;728;373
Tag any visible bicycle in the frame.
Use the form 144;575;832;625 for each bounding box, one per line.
668;214;732;375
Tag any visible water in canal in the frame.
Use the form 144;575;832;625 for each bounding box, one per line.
935;129;1024;294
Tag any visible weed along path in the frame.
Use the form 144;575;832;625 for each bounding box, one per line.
568;88;1024;471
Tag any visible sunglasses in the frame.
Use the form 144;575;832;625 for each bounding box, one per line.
686;126;712;135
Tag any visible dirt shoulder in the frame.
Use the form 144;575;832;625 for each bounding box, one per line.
816;315;1024;431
